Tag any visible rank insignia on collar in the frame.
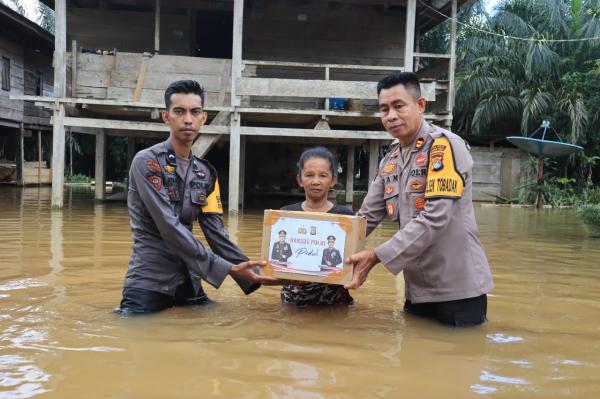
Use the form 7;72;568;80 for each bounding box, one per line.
414;138;425;150
391;147;400;157
432;159;444;171
146;173;162;190
415;153;426;167
385;185;394;195
166;151;176;166
196;171;206;179
382;163;397;174
387;202;395;216
164;164;176;174
414;197;425;209
146;160;161;173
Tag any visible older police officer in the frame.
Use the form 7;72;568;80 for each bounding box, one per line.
119;80;277;314
345;73;494;326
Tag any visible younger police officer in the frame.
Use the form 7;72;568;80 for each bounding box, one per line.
345;73;494;326
119;80;278;314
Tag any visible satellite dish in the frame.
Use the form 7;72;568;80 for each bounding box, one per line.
506;121;583;208
506;120;583;158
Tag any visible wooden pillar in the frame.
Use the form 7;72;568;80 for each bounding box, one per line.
95;130;106;201
404;0;416;73
38;130;42;184
239;135;246;209
51;0;67;208
368;140;380;185
16;123;24;186
228;0;244;214
127;137;136;169
71;40;77;97
447;0;457;116
154;0;161;53
345;145;355;204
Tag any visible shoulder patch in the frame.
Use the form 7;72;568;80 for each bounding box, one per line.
424;137;465;199
202;178;223;214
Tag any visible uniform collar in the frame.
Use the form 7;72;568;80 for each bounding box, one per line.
409;120;432;153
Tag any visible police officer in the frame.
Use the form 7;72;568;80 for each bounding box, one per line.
321;235;342;268
271;230;292;263
345;73;494;326
119;80;278;314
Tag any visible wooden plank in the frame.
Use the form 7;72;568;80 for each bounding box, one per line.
240;126;390;140
133;58;150;101
71;40;77;97
404;0;416;72
237;77;378;99
368;140;379;184
414;52;452;59
154;0;160;53
244;60;405;72
60;116;229;134
16;124;24;185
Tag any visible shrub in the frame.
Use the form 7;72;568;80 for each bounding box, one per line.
577;204;600;237
68;174;92;183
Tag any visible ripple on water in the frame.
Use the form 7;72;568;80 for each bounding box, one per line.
486;333;525;343
0;279;46;292
0;354;50;398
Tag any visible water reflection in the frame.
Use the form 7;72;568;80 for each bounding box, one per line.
0;187;599;398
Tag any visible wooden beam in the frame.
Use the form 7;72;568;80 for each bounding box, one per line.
345;145;355;204
59;116;229;134
368;140;380;184
133;58;150;102
154;0;161;53
95;130;106;200
228;0;244;214
413;52;452;59
52;0;67;208
404;0;416;73
38;130;42;184
237;77;378;100
243;60;404;72
240;126;390;140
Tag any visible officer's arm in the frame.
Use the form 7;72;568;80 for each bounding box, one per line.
130;155;232;288
198;213;261;295
197;177;261;294
357;165;386;236
374;138;470;275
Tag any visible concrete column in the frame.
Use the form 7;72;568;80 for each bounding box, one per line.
94;130;106;201
16;124;24;185
51;0;67;208
345;145;355;204
368;140;380;185
404;0;416;73
228;0;244;213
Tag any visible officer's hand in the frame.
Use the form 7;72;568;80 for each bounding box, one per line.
344;250;380;289
230;260;282;286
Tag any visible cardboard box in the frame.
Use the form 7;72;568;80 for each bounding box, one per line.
261;209;366;285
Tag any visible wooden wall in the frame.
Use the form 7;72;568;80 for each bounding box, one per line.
67;7;191;55
471;148;524;201
0;36;24;125
23;51;53;127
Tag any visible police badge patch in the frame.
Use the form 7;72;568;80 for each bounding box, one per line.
146;173;162;190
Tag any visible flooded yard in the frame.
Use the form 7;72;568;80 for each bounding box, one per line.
0;186;599;398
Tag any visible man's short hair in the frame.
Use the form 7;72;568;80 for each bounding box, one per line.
164;80;205;109
376;72;421;100
278;230;287;236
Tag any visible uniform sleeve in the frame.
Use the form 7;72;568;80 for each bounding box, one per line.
356;167;387;236
374;138;472;275
130;155;232;288
197;212;260;295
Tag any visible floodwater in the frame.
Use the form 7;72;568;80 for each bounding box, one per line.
0;186;599;399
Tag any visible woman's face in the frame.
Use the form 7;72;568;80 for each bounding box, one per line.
297;157;336;202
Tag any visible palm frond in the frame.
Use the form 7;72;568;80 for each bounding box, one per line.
472;95;522;134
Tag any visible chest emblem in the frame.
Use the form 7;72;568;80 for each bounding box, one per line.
415;153;426;167
385;185;394;195
164;164;176;174
387;202;395;216
414;197;425;210
146;160;161;173
382;163;397;174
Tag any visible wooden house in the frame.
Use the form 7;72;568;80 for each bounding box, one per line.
21;0;521;209
0;3;54;185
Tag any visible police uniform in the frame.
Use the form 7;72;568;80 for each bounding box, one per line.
321;240;342;268
271;241;292;262
358;122;494;325
120;138;258;313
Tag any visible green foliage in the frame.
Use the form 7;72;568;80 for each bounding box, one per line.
577;204;600;237
37;2;54;34
67;173;92;184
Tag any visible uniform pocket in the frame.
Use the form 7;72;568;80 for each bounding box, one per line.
190;189;208;207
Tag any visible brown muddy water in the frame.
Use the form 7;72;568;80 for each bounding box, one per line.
0;186;599;399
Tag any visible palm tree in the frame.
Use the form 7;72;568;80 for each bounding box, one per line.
454;0;599;145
